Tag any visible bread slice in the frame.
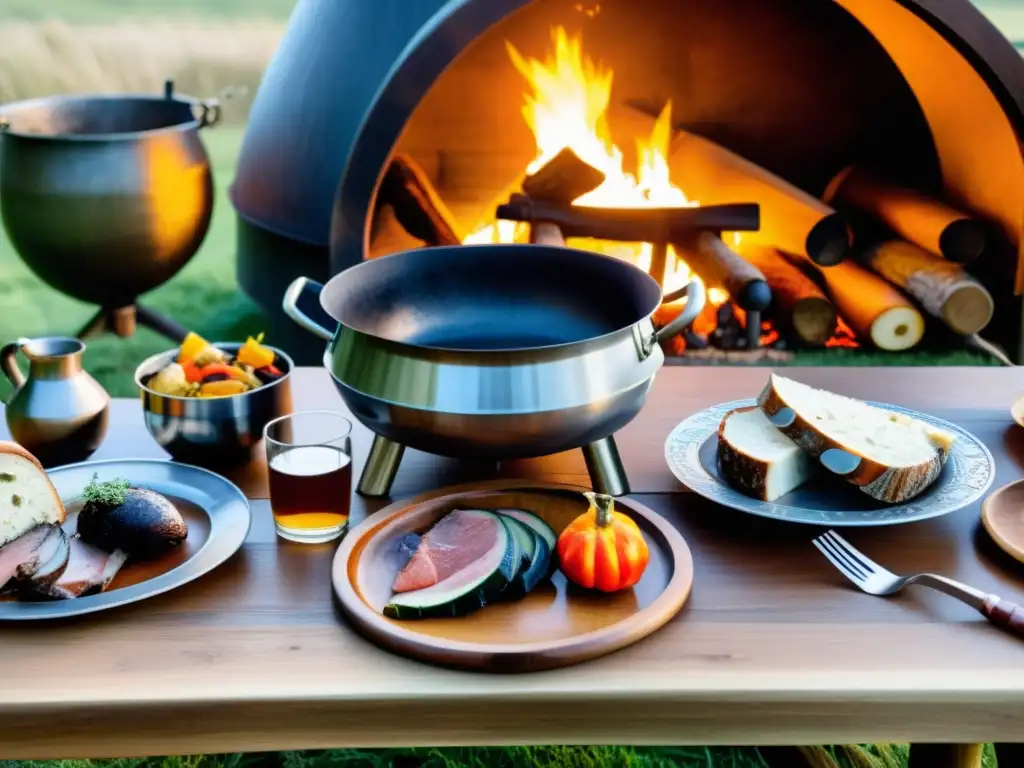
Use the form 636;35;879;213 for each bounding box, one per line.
0;442;66;547
718;406;818;501
756;374;955;503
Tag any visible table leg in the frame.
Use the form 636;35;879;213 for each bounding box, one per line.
907;743;983;768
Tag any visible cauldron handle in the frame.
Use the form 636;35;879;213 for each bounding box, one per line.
283;277;337;342
196;99;222;128
638;279;706;358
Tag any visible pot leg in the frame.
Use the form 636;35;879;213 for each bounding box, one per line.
136;304;189;343
582;436;630;496
358;435;406;497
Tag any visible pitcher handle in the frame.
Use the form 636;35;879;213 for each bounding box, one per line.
1;339;27;391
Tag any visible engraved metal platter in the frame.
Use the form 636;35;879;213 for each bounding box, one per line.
0;459;251;620
664;399;995;527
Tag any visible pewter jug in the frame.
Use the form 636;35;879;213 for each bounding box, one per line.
1;337;110;467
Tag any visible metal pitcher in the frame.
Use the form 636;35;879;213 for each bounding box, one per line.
1;337;110;467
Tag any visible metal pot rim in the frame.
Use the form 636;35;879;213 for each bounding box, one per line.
134;342;295;402
315;244;667;354
0;93;207;142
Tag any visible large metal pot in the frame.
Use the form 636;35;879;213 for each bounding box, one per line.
283;244;705;497
0;86;219;308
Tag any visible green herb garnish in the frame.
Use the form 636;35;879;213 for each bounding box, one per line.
83;474;131;507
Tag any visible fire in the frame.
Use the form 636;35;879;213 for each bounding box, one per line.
466;26;728;305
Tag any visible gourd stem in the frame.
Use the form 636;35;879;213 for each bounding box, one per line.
585;491;615;527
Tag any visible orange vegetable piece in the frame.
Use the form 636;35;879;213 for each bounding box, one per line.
181;361;204;383
236;334;275;369
556;492;649;592
177;331;212;364
198;379;249;398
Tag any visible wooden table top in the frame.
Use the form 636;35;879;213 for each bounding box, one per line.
2;366;1024;757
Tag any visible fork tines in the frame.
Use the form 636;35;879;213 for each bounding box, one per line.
812;529;878;583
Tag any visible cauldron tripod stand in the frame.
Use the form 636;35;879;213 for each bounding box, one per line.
0;81;220;343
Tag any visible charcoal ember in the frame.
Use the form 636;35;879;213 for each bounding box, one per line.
716;303;735;327
683;329;708;350
734;335;749;350
710;327;739;350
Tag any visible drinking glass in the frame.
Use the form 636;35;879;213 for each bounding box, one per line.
263;410;353;543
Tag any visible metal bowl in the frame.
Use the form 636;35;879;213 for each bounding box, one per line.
134;342;293;468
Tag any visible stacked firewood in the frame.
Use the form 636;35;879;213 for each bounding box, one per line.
655;125;997;354
372;126;1000;359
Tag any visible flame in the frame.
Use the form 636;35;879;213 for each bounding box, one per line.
826;315;860;348
465;27;717;301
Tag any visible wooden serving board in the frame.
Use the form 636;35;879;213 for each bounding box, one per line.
333;480;694;673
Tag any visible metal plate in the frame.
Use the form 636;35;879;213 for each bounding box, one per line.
0;459;251;620
664;399;995;527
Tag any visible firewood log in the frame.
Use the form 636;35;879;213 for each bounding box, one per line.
674;231;771;311
495;195;759;241
529;221;566;247
817;260;924;351
825;165;990;264
856;239;994;335
379;153;461;246
744;245;837;347
521;148;606;203
664;129;850;266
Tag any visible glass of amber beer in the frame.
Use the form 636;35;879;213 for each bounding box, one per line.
263;411;353;543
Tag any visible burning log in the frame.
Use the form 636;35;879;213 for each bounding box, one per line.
856;239;994;335
817;260;924;351
495;195;760;242
521;148;606;203
743;245;837;347
379;153;461;246
825;166;991;264
621;105;851;266
674;231;771;311
529;221;566;247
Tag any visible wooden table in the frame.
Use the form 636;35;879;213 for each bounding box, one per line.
2;367;1024;762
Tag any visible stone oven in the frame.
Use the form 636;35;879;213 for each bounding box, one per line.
231;0;1024;364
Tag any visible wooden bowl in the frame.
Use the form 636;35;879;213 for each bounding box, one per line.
982;478;1024;564
1011;395;1024;429
333;480;694;673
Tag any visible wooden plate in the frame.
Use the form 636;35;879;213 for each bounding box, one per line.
333;480;694;673
1011;395;1024;429
0;459;251;620
666;399;995;527
982;479;1024;564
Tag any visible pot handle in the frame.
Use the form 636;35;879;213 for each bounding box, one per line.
1;339;27;394
641;279;706;357
283;277;337;342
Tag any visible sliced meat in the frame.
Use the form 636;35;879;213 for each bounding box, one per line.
391;509;501;593
24;527;71;591
0;523;60;589
39;537;128;600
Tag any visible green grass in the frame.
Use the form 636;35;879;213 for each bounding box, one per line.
2;0;296;23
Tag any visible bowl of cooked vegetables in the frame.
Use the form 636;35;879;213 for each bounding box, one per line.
135;331;294;467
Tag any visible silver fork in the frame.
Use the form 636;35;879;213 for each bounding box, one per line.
813;529;1024;638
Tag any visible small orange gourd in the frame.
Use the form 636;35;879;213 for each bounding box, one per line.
556;492;650;592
